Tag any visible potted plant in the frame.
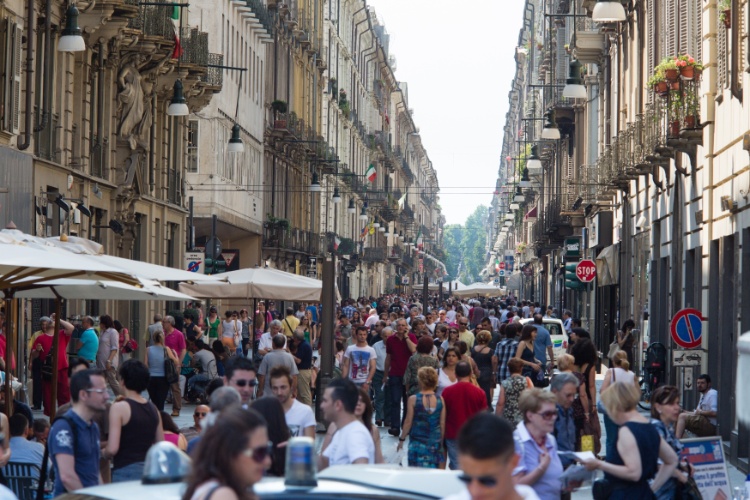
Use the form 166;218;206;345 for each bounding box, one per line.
676;54;703;80
657;57;680;82
719;0;731;28
648;70;669;96
684;89;700;129
564;44;571;54
668;90;682;137
271;100;288;129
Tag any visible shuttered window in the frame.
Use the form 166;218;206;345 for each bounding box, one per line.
0;18;21;134
718;7;728;90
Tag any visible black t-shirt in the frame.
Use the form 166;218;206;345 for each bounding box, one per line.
388;304;402;314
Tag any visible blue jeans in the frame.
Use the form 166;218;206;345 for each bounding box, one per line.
388;375;406;431
602;409;619;459
655;477;678;500
112;461;144;482
445;439;460;470
188;373;210;394
372;370;391;423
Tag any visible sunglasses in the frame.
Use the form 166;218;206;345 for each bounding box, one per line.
460;323;469;326
233;379;258;388
536;410;558;420
243;441;273;463
194;412;208;417
458;474;497;487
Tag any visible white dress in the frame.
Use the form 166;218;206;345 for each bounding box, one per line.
437;368;457;396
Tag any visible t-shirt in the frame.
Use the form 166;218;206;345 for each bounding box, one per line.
35;331;71;370
49;410;101;496
533;324;552;364
258;350;299;394
285;399;316;437
385;333;417;377
322;420;374;465
165;330;186;357
697;388;719;425
343;344;377;384
443;485;540;500
373;340;387;372
295;340;313;370
442;381;488;439
459;330;475;350
96;327;119;369
281;316;300;337
193;349;217;378
77;328;99;361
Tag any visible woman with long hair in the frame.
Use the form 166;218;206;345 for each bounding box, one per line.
600;350;639;458
514;324;542;379
246;397;291;477
616;319;637;368
571;338;601;454
471;330;495;408
437;347;459;397
438;327;460;360
650;385;691;500
397;367;445;469
355;388;384;463
183;407;271;500
144;330;179;411
114;319;131;364
160;410;188;450
300;312;317;348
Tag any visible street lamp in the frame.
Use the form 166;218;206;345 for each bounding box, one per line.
519;168;532;188
332;187;342;204
347;199;356;214
310;172;322;193
227;124;244;153
527;145;542;175
167;80;189;116
513;186;525;203
359;206;368;221
541;110;560;140
592;0;627;22
562;60;587;99
510;201;521;211
58;4;86;52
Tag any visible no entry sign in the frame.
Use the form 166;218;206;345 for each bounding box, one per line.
576;259;597;282
670;308;703;349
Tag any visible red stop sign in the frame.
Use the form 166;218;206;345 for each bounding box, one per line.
576;259;597;282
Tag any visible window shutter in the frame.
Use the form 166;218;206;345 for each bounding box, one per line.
718;11;727;89
666;0;677;56
679;0;689;54
1;19;21;133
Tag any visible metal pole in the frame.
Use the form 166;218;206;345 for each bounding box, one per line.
4;292;13;418
50;297;62;420
188;196;194;251
316;256;336;427
422;272;429;312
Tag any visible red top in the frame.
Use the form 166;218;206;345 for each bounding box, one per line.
34;330;71;370
385;333;417;376
0;334;16;371
441;381;488;439
165;330;186;356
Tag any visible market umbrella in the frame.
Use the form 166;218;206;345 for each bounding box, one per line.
14;278;198;302
451;282;502;298
178;266;326;302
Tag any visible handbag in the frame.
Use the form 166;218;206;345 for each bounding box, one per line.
608;340;621;359
680;464;703;500
122;338;138;353
592;477;614;500
41;349;54;381
164;348;179;384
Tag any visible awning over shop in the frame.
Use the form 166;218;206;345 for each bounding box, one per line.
596;244;619;287
524;206;538;222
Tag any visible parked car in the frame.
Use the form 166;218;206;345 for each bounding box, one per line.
520;317;569;363
54;444;466;500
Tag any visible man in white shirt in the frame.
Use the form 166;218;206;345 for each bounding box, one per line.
341;326;377;391
258;320;285;357
318;378;374;470
425;311;437;334
676;373;719;438
562;310;573;334
442;412;539;500
372;326;393;426
271;366;315;439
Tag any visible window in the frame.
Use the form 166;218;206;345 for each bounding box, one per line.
0;18;21;133
187;120;199;172
90;52;106;179
167;116;182;205
34;27;59;162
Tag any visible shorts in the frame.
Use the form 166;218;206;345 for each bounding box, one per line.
684;414;716;437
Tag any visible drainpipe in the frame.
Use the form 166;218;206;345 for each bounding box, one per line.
34;0;53;134
17;0;35;150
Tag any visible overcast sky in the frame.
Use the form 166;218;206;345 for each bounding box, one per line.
368;0;526;225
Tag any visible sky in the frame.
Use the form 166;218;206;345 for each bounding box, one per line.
367;0;526;225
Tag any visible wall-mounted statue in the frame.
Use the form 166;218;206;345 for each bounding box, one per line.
117;61;152;150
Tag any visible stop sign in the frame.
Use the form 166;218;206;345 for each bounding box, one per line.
576;259;597;282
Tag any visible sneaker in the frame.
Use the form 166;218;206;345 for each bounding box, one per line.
375;420;383;427
171;410;180;417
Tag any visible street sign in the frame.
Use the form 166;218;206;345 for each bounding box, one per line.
683;369;694;390
185;252;204;274
499;270;505;277
565;237;581;258
499;262;505;270
494;278;499;284
673;349;704;366
670;308;703;349
343;264;357;273
576;259;597;282
205;237;222;259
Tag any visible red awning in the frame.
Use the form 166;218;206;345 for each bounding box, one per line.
524;206;538;221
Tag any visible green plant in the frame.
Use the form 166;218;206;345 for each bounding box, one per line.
266;214;290;230
340;101;350;118
271;100;288;114
647;69;665;87
656;57;678;72
675;54;703;71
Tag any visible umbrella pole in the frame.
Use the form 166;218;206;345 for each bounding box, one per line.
50;295;62;420
4;291;13;418
251;298;257;360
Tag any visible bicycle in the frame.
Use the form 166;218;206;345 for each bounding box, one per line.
638;342;667;411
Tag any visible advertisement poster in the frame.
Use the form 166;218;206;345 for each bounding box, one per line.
680;436;731;500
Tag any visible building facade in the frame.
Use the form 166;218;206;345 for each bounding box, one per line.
495;0;750;469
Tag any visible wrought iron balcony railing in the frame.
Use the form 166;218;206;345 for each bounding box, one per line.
262;226;323;256
180;27;208;66
363;247;387;263
201;53;224;87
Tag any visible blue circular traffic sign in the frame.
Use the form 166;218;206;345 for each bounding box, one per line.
670;308;703;349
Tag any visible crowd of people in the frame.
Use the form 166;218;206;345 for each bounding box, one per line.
0;294;720;500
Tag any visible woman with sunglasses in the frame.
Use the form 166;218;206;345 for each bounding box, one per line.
250;397;292;476
438;328;460;360
184;406;272;500
512;388;564;500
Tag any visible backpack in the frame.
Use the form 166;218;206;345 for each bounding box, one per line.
38;413;78;499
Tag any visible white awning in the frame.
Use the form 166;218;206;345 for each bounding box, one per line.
596;244;619;287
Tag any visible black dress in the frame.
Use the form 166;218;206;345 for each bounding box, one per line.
605;421;659;499
471;346;494;407
520;343;536;378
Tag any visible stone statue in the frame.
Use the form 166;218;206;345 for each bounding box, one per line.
117;63;152;150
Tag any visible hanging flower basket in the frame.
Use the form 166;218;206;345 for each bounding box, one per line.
669;80;681;91
721;9;731;29
665;69;679;82
654;81;669;95
670;120;681;138
684;115;698;129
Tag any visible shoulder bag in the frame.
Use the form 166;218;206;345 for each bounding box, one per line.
680;463;703;500
608;339;621;359
164;347;179;384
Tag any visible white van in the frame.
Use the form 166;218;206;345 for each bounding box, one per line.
519;317;569;362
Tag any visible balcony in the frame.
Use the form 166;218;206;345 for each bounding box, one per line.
245;0;275;35
262;226;324;256
128;4;173;38
362;247;387;263
201;54;224;89
400;158;415;183
402;252;415;269
388;247;403;261
180;27;209;67
401;204;415;221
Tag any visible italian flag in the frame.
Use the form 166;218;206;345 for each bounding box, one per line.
171;6;183;59
334;236;341;251
366;163;376;182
